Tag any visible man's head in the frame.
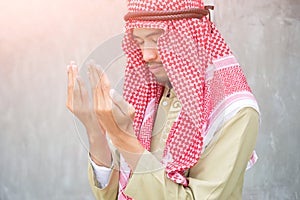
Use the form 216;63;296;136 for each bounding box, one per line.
132;28;170;86
124;0;212;89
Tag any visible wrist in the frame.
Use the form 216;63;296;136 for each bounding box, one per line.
85;123;105;141
85;122;101;133
90;153;111;167
110;131;144;154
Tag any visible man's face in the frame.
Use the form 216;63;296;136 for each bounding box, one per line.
132;28;170;86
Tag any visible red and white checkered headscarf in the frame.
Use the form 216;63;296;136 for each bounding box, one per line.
122;0;259;191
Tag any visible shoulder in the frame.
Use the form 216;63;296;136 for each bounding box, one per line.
231;107;260;127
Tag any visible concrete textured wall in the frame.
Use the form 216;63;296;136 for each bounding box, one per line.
0;0;299;199
214;1;300;199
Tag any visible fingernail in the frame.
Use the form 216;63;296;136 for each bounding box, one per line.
96;64;102;70
72;64;78;70
109;89;115;97
87;59;95;65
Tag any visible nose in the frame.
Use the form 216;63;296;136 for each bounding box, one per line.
142;47;159;62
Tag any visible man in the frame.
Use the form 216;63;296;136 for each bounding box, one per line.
67;0;260;199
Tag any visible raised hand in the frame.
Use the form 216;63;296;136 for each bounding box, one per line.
88;64;144;168
66;61;111;167
88;64;134;135
66;61;95;127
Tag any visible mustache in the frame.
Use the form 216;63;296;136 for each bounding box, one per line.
146;61;163;66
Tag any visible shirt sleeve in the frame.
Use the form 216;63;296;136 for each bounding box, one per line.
124;107;259;200
89;157;113;188
88;162;119;200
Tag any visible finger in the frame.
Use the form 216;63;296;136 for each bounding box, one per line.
72;62;79;78
66;62;78;111
110;89;135;121
88;64;107;108
69;61;78;85
73;76;83;109
76;76;89;107
98;67;111;106
67;64;73;110
87;61;99;91
88;64;102;111
98;67;111;93
92;65;111;109
109;89;135;135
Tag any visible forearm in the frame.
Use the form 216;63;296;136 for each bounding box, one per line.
86;125;112;167
107;128;145;170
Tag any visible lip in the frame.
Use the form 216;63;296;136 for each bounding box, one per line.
148;63;163;74
149;64;162;69
148;63;163;69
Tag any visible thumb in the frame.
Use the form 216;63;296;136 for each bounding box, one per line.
109;89;135;121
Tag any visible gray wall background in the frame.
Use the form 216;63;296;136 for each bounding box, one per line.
0;0;299;199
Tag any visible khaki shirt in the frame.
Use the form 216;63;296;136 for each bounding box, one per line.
88;87;259;200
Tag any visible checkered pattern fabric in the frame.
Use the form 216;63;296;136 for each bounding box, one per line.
119;0;259;198
118;156;131;200
138;91;162;150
